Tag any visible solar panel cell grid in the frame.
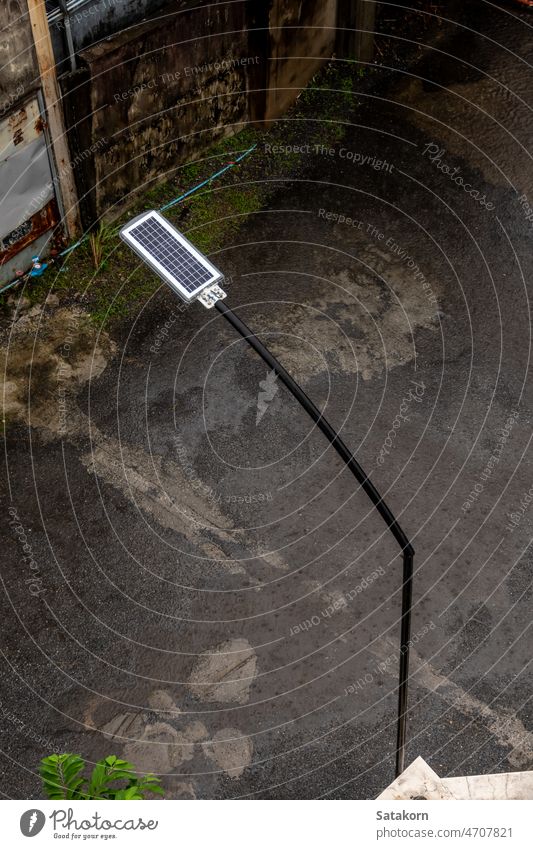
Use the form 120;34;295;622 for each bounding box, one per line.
130;217;213;294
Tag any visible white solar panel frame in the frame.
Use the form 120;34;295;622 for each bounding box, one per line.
119;210;224;303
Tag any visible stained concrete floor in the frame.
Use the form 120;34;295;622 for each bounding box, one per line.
1;2;533;799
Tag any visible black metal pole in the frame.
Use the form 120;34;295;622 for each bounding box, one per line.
215;299;414;778
396;549;413;777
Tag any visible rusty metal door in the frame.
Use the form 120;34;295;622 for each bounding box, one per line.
0;94;61;284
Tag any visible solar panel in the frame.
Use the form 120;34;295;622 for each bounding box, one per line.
119;210;224;303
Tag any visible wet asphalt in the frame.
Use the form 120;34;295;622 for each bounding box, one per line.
1;1;533;799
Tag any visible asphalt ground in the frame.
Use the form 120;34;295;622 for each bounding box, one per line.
1;1;533;799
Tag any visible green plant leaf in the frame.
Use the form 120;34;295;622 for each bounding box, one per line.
114;786;143;799
88;755;138;799
40;754;86;800
40;752;165;800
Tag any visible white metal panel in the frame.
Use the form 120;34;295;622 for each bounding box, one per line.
0;97;55;240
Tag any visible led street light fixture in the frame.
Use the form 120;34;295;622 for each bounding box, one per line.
119;210;226;305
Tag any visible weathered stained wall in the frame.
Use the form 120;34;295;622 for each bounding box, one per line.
48;0;173;73
59;0;355;221
0;0;39;110
265;0;338;121
74;0;252;216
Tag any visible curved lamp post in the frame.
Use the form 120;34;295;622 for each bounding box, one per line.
120;209;415;778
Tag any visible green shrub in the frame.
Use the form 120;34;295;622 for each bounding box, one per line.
40;754;164;800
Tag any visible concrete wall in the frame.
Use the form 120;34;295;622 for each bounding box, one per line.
265;0;338;121
0;0;39;109
48;0;172;73
0;0;374;274
68;0;253;217
55;0;371;223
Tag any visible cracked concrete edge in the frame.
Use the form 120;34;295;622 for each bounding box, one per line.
442;771;533;801
377;757;533;800
376;756;455;800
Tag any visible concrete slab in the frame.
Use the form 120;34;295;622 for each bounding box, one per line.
377;757;454;800
443;772;533;801
379;757;533;800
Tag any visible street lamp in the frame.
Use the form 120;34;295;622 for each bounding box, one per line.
120;209;415;778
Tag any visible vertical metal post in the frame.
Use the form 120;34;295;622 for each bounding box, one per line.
396;550;414;777
57;0;77;72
